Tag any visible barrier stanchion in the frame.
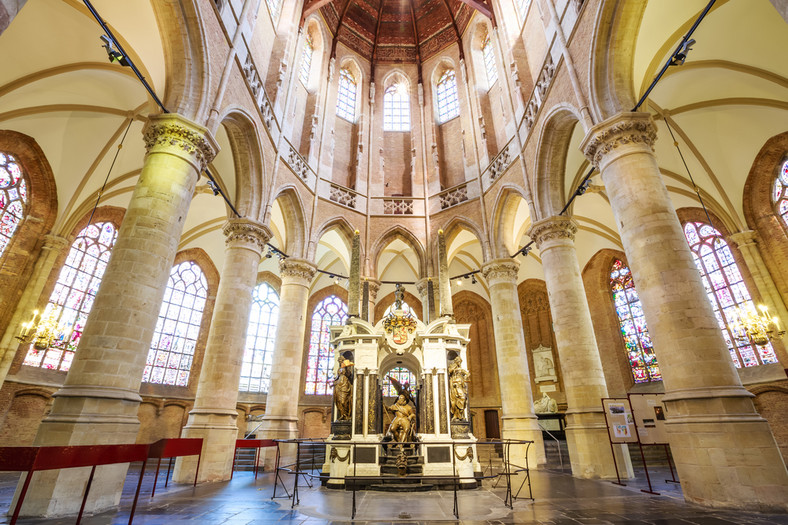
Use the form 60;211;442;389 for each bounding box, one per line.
147;438;203;497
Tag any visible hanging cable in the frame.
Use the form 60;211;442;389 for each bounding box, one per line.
85;118;134;227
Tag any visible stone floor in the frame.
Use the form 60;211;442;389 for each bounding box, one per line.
1;465;786;524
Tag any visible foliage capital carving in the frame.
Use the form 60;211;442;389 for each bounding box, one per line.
581;112;657;168
279;258;317;284
528;216;577;249
142;114;218;172
223;219;271;253
481;258;520;284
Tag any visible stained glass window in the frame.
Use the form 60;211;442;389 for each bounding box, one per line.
436;69;460;123
305;295;348;395
23;222;118;371
773;159;788;229
383;366;416;397
384;84;410;132
299;33;314;86
336;67;357;122
684;222;778;367
0;152;27;258
143;261;208;386
240;283;279;393
482;34;498;88
609;259;661;383
266;0;282;20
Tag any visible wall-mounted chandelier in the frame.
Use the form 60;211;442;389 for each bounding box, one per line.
16;308;66;350
731;305;784;347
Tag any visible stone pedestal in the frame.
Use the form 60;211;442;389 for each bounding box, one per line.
582;111;788;510
13;114;217;518
258;258;316;469
528;218;630;479
174;219;270;483
480;259;545;468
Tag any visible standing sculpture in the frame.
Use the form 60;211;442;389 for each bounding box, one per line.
448;356;470;420
333;357;354;420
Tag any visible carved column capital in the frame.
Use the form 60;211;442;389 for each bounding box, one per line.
279;258;316;286
415;277;432;298
364;278;381;302
580;112;657;170
481;258;520;286
728;230;759;248
223;218;271;254
528;216;578;249
41;234;69;251
142;114;218;172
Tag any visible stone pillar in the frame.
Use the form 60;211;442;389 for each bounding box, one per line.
415;277;433;324
14;114;217;517
728;230;788;366
437;230;452;317
258;258;316;468
363;278;380;323
581;111;788;510
0;234;68;385
174;219;270;483
528;218;628;479
348;230;361;317
480;259;545;468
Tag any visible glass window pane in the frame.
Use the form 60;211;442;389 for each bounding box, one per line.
436;69;460;123
384;84;411;132
336;68;357;122
0;152;27;258
304;295;348;395
239;283;280;394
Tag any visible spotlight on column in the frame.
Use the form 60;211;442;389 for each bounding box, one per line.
670;38;695;66
457;277;463;286
471;275;477;285
99;34;130;67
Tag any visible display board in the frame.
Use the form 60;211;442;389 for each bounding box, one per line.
628;393;669;445
601;398;638;443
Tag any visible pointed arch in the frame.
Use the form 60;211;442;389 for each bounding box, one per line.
272;187;307;257
219;108;265;220
309;216;358;262
371;226;427;279
490;184;531;259
442;216;490;263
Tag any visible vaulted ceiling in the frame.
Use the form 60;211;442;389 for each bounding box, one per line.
312;0;489;63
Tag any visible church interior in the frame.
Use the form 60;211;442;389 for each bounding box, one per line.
0;0;787;521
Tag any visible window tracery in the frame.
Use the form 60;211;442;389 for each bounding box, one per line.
436;69;460;123
482;34;498;88
383;83;410;132
0;152;27;258
772;159;788;229
265;0;282;20
305;295;348;395
383;366;416;397
143;261;208;386
515;0;532;20
299;33;314;86
336;67;357;122
683;222;778;367
240;283;279;393
23;222;118;371
609;259;661;383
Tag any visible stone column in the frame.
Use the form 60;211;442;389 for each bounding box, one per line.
14;114;217;517
528;218;628;479
258;258;316;468
415;277;433;324
363;278;380;323
728;230;788;366
0;234;68;385
437;230;453;317
174;219;270;483
348;230;361;317
480;259;545;468
581;111;788;510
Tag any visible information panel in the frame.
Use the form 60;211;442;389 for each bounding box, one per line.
628;393;668;445
601;397;638;444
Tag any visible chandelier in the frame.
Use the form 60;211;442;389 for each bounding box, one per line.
731;304;784;347
16;308;66;350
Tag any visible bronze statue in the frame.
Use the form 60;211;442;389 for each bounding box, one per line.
333;357;354;420
448;356;470;420
385;375;416;443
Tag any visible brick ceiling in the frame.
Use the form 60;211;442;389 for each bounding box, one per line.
313;0;489;63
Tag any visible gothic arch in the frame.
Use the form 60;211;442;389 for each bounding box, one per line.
371;226;427;279
453;290;500;408
374;290;423;323
309;216;358;264
220;108;266;220
272;187;308;258
442;216;490;264
490;184;530;259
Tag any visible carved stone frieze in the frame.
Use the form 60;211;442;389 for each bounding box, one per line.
581;112;657;168
279;258;317;284
528;216;578;249
142;115;217;172
223;219;271;252
481;259;519;285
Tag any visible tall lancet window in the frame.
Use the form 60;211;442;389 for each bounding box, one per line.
383;367;416;397
609;259;661;383
336;67;357;122
143;261;208;386
305;295;348;395
436;69;460;123
773;159;788;229
265;0;282;20
0;152;27;258
482;33;498;87
383;83;410;132
684;222;778;367
515;0;532;20
240;283;280;393
23;222;118;371
299;33;314;86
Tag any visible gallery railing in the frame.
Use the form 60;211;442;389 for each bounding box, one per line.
271;438;533;519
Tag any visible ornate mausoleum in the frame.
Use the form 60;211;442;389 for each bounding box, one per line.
0;0;787;519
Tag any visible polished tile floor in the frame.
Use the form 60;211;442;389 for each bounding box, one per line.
1;465;786;524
